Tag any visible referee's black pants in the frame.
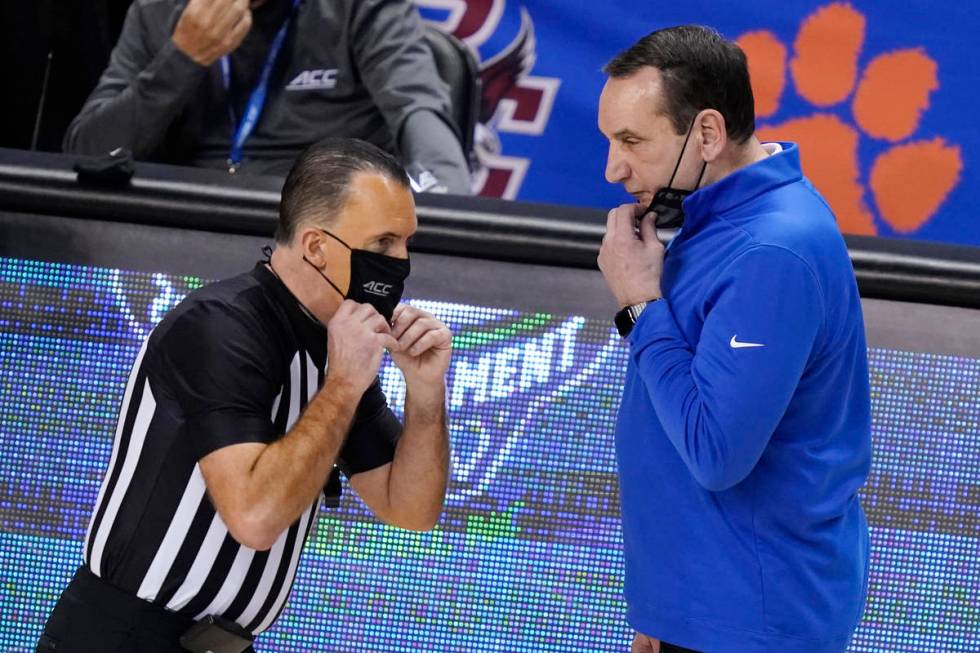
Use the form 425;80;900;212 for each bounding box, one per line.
37;565;255;653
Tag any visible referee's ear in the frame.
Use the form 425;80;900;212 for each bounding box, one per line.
297;226;330;268
697;109;727;163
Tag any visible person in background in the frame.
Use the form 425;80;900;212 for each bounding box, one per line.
63;0;471;193
596;25;871;653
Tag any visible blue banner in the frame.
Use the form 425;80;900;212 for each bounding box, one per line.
417;1;979;246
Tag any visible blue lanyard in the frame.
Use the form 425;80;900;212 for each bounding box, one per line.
220;0;301;173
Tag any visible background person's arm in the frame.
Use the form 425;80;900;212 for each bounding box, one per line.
349;0;472;194
63;0;251;158
399;110;472;194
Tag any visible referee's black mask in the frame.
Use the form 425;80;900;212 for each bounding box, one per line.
277;137;416;323
303;229;409;322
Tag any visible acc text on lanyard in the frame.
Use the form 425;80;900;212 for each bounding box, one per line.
220;0;302;174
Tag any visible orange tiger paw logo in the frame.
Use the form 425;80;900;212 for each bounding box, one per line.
737;2;963;235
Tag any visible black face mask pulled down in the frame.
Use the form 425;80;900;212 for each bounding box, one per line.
304;230;410;322
642;117;708;231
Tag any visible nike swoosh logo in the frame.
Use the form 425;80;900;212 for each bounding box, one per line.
730;335;765;349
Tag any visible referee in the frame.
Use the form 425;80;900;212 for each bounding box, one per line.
38;137;451;652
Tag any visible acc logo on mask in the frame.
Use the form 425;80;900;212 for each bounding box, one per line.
363;281;392;297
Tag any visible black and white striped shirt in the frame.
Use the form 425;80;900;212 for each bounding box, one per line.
83;263;401;634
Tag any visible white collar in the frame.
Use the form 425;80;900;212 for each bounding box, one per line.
761;142;784;156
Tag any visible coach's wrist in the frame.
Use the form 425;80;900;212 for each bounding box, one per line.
615;298;661;338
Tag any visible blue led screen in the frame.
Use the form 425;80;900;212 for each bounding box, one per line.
0;256;977;651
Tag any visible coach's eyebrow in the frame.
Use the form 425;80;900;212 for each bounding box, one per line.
612;129;644;140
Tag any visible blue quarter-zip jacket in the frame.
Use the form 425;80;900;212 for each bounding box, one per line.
616;143;871;653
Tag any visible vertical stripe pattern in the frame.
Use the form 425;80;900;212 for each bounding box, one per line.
87;337;326;633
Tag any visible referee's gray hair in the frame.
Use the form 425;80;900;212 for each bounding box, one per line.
276;137;410;243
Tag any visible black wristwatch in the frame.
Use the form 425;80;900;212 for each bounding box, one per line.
614;299;658;338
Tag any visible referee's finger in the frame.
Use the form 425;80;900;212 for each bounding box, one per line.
396;317;433;351
352;301;380;321
379;333;401;351
392;303;408;324
391;308;422;339
407;328;449;357
340;299;361;315
365;312;390;334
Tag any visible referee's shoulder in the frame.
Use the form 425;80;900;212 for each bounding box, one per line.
152;273;279;346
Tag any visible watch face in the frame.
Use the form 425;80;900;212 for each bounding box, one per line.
614;307;635;338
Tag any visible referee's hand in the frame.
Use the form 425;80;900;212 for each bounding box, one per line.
389;304;452;387
325;300;400;395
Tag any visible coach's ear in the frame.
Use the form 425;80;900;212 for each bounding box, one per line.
697;109;727;163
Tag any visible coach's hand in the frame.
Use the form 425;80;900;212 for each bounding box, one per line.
326;300;400;395
389;304;452;387
172;0;253;66
598;203;664;307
